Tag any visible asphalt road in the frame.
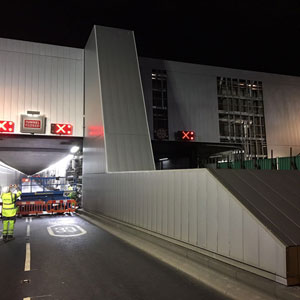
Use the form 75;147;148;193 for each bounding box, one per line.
0;214;230;300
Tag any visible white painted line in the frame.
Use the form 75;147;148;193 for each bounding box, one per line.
47;224;87;237
24;296;52;299
26;225;30;237
25;217;28;223
29;217;32;223
24;243;31;271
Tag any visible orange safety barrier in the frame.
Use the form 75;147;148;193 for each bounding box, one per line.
46;200;77;214
17;201;45;216
0;199;76;216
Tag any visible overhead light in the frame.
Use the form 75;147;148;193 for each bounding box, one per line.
36;154;73;174
70;146;79;153
159;158;168;161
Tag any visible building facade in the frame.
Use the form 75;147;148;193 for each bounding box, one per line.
139;57;300;161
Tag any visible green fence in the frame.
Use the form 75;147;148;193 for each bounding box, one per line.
217;156;300;170
278;156;300;170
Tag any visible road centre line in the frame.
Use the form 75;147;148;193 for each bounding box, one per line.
25;243;31;271
27;224;30;237
23;295;52;299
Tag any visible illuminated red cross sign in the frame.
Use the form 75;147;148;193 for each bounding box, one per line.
0;120;14;133
179;130;195;141
51;123;73;135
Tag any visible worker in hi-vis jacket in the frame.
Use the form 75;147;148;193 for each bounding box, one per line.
0;184;21;242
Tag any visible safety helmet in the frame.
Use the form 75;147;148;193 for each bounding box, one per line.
9;186;16;193
1;186;10;194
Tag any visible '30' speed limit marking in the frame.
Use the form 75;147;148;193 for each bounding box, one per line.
47;224;86;237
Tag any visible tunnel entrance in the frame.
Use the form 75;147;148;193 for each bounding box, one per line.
0;134;83;214
0;134;82;175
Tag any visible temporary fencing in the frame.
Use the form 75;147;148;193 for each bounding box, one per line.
12;199;77;216
17;200;45;216
46;200;77;214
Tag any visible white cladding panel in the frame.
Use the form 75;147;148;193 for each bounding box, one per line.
83;29;106;174
94;26;155;172
83;168;287;281
0;38;84;136
167;72;219;142
0;163;24;189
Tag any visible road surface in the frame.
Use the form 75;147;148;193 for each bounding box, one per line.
0;214;229;300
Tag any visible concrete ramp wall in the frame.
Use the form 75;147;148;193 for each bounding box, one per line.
211;169;300;285
83;168;294;285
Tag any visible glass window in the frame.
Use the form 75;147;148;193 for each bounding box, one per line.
217;76;267;158
152;70;168;140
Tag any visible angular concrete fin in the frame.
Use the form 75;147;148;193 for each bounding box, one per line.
84;26;155;173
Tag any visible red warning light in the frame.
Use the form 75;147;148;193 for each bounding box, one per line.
0;120;14;133
51;123;73;135
177;130;196;141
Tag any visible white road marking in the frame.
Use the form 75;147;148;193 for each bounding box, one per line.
25;243;31;271
27;225;30;237
29;217;32;223
24;296;52;299
47;224;87;237
26;218;28;223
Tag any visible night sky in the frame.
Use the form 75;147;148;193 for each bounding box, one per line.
1;1;300;76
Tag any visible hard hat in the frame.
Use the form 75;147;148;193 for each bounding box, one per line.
1;186;10;193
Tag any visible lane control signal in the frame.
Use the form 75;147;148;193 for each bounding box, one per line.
0;120;14;133
51;123;73;135
176;130;196;141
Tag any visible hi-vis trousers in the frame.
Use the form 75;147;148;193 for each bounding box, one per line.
2;217;16;236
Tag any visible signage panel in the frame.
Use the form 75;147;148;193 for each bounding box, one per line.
20;115;46;134
176;130;196;141
24;120;41;128
0;121;14;133
51;123;73;135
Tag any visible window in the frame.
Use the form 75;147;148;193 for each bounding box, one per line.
152;70;168;140
217;77;267;159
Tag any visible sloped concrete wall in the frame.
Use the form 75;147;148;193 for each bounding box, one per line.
83;168;287;285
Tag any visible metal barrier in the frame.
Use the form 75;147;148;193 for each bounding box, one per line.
0;199;76;216
17;201;45;216
13;199;77;216
45;200;77;214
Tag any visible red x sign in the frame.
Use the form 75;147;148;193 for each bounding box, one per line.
51;123;73;135
179;130;195;141
0;120;14;133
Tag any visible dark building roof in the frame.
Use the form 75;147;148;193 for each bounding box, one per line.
209;169;300;246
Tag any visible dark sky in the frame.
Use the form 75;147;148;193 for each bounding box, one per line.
1;1;300;76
